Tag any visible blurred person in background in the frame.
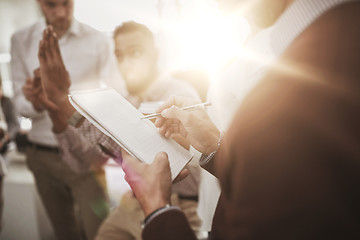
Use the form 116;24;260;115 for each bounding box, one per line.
10;0;123;239
0;76;20;232
95;21;202;240
32;21;203;239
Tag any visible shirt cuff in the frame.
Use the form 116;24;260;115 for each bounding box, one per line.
67;111;83;127
199;131;224;166
141;205;181;229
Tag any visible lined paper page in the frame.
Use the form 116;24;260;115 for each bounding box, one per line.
69;88;193;180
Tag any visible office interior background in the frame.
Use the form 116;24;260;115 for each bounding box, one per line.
0;0;250;239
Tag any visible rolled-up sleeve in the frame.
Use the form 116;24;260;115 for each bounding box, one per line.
55;119;122;172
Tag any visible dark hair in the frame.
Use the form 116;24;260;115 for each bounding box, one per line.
113;21;154;45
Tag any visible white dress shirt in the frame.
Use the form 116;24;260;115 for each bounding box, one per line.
11;19;125;146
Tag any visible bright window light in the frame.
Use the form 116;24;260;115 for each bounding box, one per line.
73;0;250;79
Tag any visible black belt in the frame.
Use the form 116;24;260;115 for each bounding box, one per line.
28;142;59;153
178;195;198;202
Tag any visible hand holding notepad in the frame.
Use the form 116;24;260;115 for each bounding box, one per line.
68;88;193;180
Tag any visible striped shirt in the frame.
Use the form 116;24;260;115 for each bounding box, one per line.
270;0;358;56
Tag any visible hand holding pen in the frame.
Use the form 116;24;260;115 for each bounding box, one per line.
153;96;220;155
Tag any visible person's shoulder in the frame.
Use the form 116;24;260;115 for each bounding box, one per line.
11;21;42;42
76;20;109;40
288;1;360;55
282;1;360;90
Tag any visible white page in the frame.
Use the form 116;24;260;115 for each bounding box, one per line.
69;88;193;180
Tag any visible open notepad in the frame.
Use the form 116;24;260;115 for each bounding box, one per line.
68;88;193;180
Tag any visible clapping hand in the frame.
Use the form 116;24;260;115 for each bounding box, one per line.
38;25;71;107
37;25;76;132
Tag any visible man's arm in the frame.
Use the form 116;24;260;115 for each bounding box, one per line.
142;208;197;240
37;26;123;171
154;96;221;176
55;123;117;172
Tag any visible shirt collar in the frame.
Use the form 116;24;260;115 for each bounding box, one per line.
37;18;81;38
68;19;81;36
270;0;356;56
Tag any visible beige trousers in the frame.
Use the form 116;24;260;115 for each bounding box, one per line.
96;191;202;240
26;146;110;240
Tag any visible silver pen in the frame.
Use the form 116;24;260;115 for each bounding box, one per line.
141;102;212;120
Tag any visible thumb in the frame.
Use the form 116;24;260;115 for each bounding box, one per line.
161;106;186;121
154;152;169;165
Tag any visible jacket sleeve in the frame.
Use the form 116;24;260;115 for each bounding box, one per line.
142;208;197;240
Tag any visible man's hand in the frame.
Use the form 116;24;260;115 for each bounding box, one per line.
22;68;58;112
22;76;44;112
121;150;189;216
38;25;71;107
154;95;220;155
38;25;76;132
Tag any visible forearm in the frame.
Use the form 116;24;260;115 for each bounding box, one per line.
48;96;76;133
199;131;224;176
56;125;110;172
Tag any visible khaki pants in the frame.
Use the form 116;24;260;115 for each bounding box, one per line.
96;191;202;240
26;146;110;240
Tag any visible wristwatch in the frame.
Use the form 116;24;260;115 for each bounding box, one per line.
199;131;223;166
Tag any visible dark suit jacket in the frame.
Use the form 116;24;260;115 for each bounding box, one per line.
142;2;360;240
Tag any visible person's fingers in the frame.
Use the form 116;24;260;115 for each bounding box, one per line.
164;129;172;138
173;168;189;183
161;105;189;122
38;40;47;66
155;95;177;113
47;25;67;71
165;124;187;138
33;70;42;88
154;116;165;128
48;26;58;61
33;68;41;79
48;28;56;60
153;152;170;170
158;122;170;136
22;81;34;95
25;77;34;84
32;85;42;95
43;29;52;63
122;150;143;177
